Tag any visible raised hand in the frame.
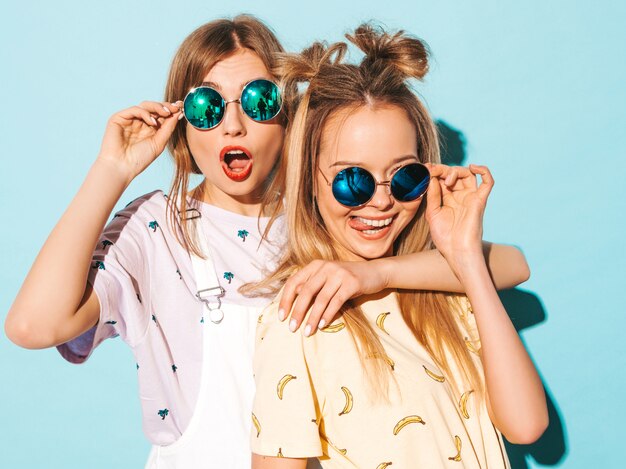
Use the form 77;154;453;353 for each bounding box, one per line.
98;101;183;184
425;163;494;277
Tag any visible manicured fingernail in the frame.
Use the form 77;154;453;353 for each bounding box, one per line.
304;324;312;337
318;319;326;330
178;112;185;120
278;309;286;321
289;319;298;332
162;106;171;114
174;100;183;107
150;117;158;125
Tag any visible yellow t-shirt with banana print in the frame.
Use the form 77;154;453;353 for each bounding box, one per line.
251;290;510;468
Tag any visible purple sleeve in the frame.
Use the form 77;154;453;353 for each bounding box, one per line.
56;200;153;364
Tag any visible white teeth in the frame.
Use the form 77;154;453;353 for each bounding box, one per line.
227;150;245;155
355;216;393;228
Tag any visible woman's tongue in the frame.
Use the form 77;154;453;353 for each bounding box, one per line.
224;153;250;172
348;216;388;232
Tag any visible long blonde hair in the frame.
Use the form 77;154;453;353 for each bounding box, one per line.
163;15;287;256
260;24;483;396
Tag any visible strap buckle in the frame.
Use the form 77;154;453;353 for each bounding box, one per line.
196;287;226;324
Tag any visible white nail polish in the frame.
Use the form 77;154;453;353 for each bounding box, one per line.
318;319;326;330
163;106;171;114
304;324;312;337
150;117;157;125
289;319;297;332
178;112;185;120
278;309;286;321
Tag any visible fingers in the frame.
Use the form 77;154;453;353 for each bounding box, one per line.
470;164;494;202
279;262;321;321
153;101;184;149
301;280;343;336
426;168;443;217
115;106;160;127
279;260;363;336
114;101;183;128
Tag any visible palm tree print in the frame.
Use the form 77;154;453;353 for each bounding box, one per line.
105;320;117;325
148;220;159;232
92;261;105;270
101;240;113;249
157;408;169;420
237;229;249;242
172;364;178;373
223;272;234;283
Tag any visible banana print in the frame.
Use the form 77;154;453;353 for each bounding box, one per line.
448;435;462;462
252;412;261;437
423;365;445;383
276;374;297;400
257;314;263;324
376;463;393;469
375;312;391;334
459;390;474;419
393;415;426;435
320;322;346;333
338;386;354;416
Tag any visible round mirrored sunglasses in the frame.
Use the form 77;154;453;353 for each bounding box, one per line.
321;163;430;207
183;79;282;130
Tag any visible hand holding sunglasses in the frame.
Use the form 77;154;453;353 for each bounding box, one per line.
182;79;282;130
425;163;495;267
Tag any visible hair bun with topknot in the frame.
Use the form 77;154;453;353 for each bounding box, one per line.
346;23;430;80
277;40;347;85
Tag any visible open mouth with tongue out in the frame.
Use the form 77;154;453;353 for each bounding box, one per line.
220;146;253;181
347;215;396;240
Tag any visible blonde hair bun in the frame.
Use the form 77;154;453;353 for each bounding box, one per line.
347;23;430;81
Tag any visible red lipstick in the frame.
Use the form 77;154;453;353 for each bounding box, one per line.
219;145;253;182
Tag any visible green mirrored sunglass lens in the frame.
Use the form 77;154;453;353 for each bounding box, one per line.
241;80;281;122
184;87;224;129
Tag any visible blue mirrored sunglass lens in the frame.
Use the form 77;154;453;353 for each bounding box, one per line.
332;167;376;207
390;164;430;201
183;87;224;129
241;79;281;122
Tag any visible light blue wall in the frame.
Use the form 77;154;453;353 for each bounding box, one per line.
1;1;623;467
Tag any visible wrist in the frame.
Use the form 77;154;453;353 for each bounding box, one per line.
93;155;135;188
371;257;393;290
451;253;490;285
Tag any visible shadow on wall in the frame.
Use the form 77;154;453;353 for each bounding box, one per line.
437;119;568;467
436;120;467;166
498;290;568;468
